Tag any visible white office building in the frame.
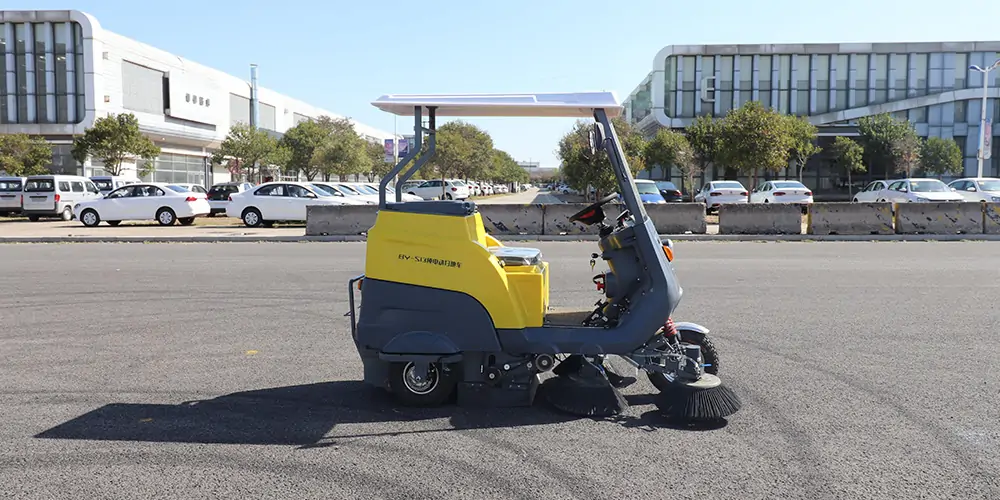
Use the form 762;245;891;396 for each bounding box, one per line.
0;10;396;186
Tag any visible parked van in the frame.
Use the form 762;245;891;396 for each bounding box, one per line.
22;175;102;221
0;176;25;216
90;175;140;194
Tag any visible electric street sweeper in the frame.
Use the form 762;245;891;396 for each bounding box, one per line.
346;92;741;420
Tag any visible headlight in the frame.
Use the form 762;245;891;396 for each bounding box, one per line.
991;196;1000;202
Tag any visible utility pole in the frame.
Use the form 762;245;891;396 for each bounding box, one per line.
249;63;260;183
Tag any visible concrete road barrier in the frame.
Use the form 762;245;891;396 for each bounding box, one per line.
807;203;894;235
719;204;803;234
478;204;545;235
305;205;378;235
643;203;707;234
541;203;623;235
983;203;1000;234
894;202;983;234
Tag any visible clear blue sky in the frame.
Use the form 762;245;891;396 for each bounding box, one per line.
17;0;1000;166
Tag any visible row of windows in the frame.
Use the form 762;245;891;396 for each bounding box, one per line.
0;22;87;124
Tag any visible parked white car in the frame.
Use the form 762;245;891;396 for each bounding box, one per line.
853;180;891;203
694;180;749;213
406;179;470;200
169;183;208;195
308;183;370;205
947;177;1000;202
880;178;965;203
90;175;140;195
74;182;210;227
206;182;256;216
0;176;25;216
226;181;348;227
749;180;813;209
355;182;422;202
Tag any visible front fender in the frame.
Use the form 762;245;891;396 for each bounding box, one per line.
381;330;461;355
673;321;710;334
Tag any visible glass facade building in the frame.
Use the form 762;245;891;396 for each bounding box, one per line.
624;43;1000;198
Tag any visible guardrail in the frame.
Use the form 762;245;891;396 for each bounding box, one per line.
305;202;1000;236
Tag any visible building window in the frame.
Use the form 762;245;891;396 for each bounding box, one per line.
777;55;792;113
955;53;968;88
909;106;927;123
814;55;830;114
681;56;696;118
698;56;716;116
955;100;967;123
954;136;967;157
664;56;676;116
891;54;908;91
912;53;928;96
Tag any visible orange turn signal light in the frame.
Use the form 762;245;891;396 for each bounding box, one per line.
662;244;674;262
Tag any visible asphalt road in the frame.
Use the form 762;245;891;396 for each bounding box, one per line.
476;188;564;204
2;242;999;499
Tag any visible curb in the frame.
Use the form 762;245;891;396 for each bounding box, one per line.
2;233;1000;243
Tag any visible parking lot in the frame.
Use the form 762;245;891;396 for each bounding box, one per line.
3;241;1000;499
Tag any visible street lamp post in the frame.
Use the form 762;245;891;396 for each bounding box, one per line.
969;59;1000;178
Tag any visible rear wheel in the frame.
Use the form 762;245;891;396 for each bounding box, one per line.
80;209;100;227
647;330;720;393
156;207;177;226
107;221;121;226
388;361;457;407
61;206;73;221
27;215;39;222
242;207;263;227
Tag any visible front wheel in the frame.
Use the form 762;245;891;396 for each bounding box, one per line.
388;361;457;407
156;207;177;226
647;330;720;393
80;209;100;227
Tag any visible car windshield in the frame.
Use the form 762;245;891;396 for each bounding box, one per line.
353;184;378;194
713;182;744;189
311;184;339;196
910;180;949;192
166;185;191;192
0;180;23;191
635;182;660;195
452;180;466;186
24;180;55;192
307;185;333;197
655;181;678;191
977;180;1000;191
338;184;361;194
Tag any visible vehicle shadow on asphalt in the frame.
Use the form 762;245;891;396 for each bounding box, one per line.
32;381;575;448
33;381;724;448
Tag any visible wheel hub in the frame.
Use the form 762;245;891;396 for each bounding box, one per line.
402;362;439;394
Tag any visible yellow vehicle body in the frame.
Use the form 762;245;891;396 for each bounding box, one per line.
364;208;549;330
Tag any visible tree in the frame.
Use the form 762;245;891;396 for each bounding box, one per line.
488;149;529;184
556;117;645;200
0;134;53;176
919;136;963;176
71;112;160;176
891;129;921;177
365;140;393;182
644;128;700;201
210;122;285;183
312;117;368;181
280;119;331;181
685;115;722;195
715;101;792;195
431;121;494;181
785;115;822;181
829;136;866;197
857;113;918;179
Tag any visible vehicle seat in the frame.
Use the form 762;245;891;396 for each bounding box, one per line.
384;200;477;217
488;246;542;267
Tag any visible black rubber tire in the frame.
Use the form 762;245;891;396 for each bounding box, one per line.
179;217;195;226
80;209;100;227
156;207;176;226
107;221;121;226
853;198;859;203
27;215;39;222
647;331;721;393
242;207;263;227
388;361;457;407
61;206;73;221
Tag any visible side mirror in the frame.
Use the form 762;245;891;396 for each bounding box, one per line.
951;187;957;191
967;187;977;192
901;188;908;193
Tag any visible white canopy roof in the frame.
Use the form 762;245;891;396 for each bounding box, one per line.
371;92;623;118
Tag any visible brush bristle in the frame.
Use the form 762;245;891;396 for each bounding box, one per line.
656;379;742;421
542;372;629;417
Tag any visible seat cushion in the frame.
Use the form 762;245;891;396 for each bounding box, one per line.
384;200;477;217
488;246;542;267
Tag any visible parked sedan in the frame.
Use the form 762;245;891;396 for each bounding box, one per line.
880;178;965;203
226;181;348;227
750;180;813;210
308;183;370;205
655;181;684;202
694;180;749;213
74;183;210;227
947;177;1000;202
853;180;891;203
206;182;254;216
634;179;667;203
360;182;423;202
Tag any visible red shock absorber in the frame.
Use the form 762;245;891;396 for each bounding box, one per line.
663;317;677;339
